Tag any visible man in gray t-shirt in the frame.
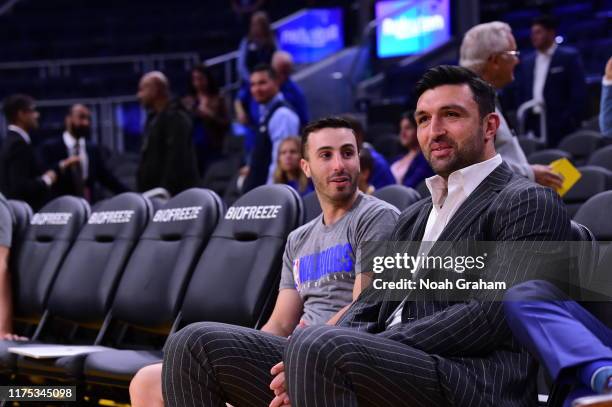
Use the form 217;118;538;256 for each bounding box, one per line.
0;193;16;340
280;193;398;325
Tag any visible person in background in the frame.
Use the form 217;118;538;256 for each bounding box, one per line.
242;64;299;192
601;57;612;137
357;147;375;195
0;94;79;211
182;65;230;177
272;136;313;196
342;115;396;189
460;21;563;189
136;71;199;196
519;15;586;146
391;111;434;188
237;11;277;83
272;51;309;127
40;104;128;203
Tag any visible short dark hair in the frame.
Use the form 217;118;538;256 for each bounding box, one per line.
532;15;558;31
400;110;417;129
2;94;34;123
300;116;357;158
251;63;277;81
414;65;496;119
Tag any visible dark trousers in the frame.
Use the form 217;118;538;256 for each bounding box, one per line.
162;322;447;407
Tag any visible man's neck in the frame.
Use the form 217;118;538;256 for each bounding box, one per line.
152;98;169;113
320;192;359;226
537;41;555;54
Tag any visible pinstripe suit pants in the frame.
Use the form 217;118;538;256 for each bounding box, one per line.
162;322;448;407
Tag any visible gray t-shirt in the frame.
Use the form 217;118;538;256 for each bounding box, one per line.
280;193;399;325
0;194;12;248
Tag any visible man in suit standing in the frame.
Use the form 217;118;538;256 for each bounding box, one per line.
40;104;128;203
460;21;563;189
519;15;587;146
0;94;79;211
136;71;199;196
161;66;571;407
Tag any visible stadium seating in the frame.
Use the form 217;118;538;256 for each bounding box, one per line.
83;184;302;393
587;145;612;172
81;188;223;388
302;191;322;223
518;137;546;157
557;130;604;165
527;149;573;165
0;196;90;373
574;191;612;241
14;193;151;381
563;166;612;217
373;185;421;211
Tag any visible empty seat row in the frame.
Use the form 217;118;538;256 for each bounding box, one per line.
0;184;303;400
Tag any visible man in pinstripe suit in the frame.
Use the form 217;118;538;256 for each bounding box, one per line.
162;66;571;407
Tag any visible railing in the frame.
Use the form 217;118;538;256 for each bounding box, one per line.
517;99;547;143
0;52;201;79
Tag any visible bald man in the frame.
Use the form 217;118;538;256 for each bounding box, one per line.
136;71;199;196
40;104;128;202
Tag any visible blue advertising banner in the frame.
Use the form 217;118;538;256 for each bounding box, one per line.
376;0;451;58
276;8;344;64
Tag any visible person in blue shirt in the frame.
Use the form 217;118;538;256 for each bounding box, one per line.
391;111;434;188
235;51;309;129
272;136;313;196
601;57;612;137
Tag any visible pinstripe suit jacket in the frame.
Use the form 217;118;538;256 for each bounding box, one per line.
338;162;571;406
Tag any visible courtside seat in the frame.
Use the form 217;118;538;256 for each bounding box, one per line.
574;191;612;241
527;149;572;165
82;185;302;393
15;192;151;381
373;185;421;211
302;191;321;222
7;199;33;257
557;130;603;165
564;166;612;217
83;189;223;387
0;196;89;373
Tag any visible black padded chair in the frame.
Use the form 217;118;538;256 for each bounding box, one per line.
518;137;546;157
587;145;612;172
557;130;603;165
0;196;90;373
82;185;303;390
82;189;223;388
563;166;612;218
574;191;612;241
527;149;573;165
302;191;322;223
373;185;421;211
14;193;151;381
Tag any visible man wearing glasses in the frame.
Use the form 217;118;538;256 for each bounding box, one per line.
459;22;563;189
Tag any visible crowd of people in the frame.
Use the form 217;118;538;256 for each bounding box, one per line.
0;9;611;407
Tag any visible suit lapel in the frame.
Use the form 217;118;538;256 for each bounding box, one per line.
435;163;512;242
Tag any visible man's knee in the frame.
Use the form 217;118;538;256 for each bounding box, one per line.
286;325;352;369
164;321;231;357
130;363;163;406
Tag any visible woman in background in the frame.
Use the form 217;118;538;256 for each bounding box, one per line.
237;11;277;83
272;136;312;196
182;65;230;177
391;111;433;187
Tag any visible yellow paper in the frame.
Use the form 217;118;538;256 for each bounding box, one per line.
549;157;581;197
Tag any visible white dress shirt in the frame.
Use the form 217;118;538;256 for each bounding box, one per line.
63;131;88;180
533;42;558;113
387;154;503;327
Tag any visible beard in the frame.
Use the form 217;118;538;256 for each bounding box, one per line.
312;170;358;204
425;129;485;178
71;125;91;139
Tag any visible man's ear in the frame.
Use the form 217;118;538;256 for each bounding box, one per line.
483;112;500;143
300;158;311;178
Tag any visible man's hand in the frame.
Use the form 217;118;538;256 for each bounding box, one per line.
269;361;291;407
43;169;58;185
605;57;612;81
60;155;81;172
531;164;564;189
